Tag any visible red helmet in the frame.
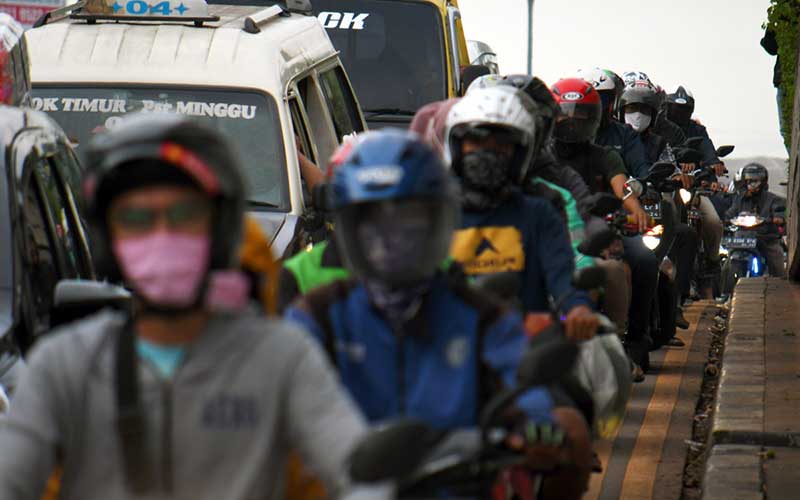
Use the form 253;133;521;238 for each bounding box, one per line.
551;78;602;143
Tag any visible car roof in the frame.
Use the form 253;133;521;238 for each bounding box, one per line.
26;6;337;94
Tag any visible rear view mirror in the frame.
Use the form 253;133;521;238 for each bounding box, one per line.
715;145;735;158
684;137;705;151
459;65;491;95
647;162;678;183
52;280;131;327
586;192;622;216
517;326;579;387
572;266;607;291
349;418;445;483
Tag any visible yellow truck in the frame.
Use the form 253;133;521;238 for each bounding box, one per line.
209;0;476;128
310;0;472;127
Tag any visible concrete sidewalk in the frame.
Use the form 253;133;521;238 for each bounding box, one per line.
703;278;800;500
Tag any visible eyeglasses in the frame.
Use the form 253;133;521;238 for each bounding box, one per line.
110;198;212;234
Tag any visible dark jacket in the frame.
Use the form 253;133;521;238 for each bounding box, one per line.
725;189;786;240
596;120;650;179
640;130;667;165
531;148;596;224
452;190;593;314
682;121;720;167
761;28;781;87
652;114;687;148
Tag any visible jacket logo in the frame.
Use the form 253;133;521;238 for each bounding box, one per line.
202;394;259;430
450;226;525;274
446;337;470;368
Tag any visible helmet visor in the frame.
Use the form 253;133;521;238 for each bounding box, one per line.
336;198;455;286
553;115;600;143
666;103;693;127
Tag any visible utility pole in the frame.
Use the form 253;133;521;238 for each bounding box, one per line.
527;0;535;74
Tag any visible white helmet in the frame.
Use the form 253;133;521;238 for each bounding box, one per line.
444;86;537;182
622;70;654;90
577;67;617;92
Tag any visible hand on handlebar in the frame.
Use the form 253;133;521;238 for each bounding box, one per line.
680;162;696;173
711;163;727;176
564;305;599;342
630;206;650;233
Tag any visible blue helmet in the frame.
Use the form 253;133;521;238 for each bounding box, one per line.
330;130;459;286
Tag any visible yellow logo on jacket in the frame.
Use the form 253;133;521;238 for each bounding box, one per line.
450;226;525;274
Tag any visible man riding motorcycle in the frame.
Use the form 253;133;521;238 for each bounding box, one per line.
622;72;686;148
549;77;659;377
443;85;599;340
618;80;697;335
666;86;725;298
0;114;373;500
724;163;786;277
284;130;594;500
578;68;650;179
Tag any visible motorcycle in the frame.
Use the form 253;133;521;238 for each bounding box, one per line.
719;213;767;295
350;268;621;499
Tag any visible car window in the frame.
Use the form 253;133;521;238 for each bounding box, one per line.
318;66;364;140
295;76;338;165
289;97;317;164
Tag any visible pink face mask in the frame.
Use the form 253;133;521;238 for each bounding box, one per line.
113;232;211;308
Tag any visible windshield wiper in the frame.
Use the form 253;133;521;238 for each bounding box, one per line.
363;108;417;118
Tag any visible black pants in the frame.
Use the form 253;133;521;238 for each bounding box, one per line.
670;223;698;298
622;235;659;344
758;238;786;277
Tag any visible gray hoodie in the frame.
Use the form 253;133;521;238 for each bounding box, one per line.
0;309;371;500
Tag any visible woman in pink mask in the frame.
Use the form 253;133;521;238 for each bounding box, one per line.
0;113;379;500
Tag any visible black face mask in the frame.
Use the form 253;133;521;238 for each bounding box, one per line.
458;151;514;211
666;104;693;128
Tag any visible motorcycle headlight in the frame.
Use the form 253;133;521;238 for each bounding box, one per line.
643;235;660;250
679;188;692;204
719;246;729;256
645;224;664;237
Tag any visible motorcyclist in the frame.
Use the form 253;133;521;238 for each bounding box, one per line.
619;80;697;335
0;114;374;500
284;130;594;500
578;68;650;178
549;77;659;376
622;73;686;148
666;86;725;298
464;74;630;333
443;86;599;340
724;163;786;277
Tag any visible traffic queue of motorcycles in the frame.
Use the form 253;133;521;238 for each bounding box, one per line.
0;18;788;498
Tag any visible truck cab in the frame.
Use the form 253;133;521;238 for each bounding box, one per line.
25;0;366;258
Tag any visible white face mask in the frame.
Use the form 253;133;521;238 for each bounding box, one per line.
624;111;652;133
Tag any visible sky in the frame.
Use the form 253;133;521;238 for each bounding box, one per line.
457;0;787;160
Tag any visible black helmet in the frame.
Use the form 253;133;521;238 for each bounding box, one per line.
741;163;768;193
618;85;660;118
496;74;559;159
666;86;695;127
83;113;247;280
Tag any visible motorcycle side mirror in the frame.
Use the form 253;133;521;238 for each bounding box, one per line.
517;327;579;387
646;162;678;183
715;145;735;158
572;265;607;291
459;65;491;95
472;273;521;302
577;227;616;258
52;280;131;327
684;136;705;151
586;192;622;216
349;418;445;483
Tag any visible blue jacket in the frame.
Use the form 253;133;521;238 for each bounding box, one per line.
451;190;593;314
596;121;651;179
284;274;555;429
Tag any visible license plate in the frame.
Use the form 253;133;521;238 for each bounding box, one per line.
722;236;757;249
643;203;661;219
